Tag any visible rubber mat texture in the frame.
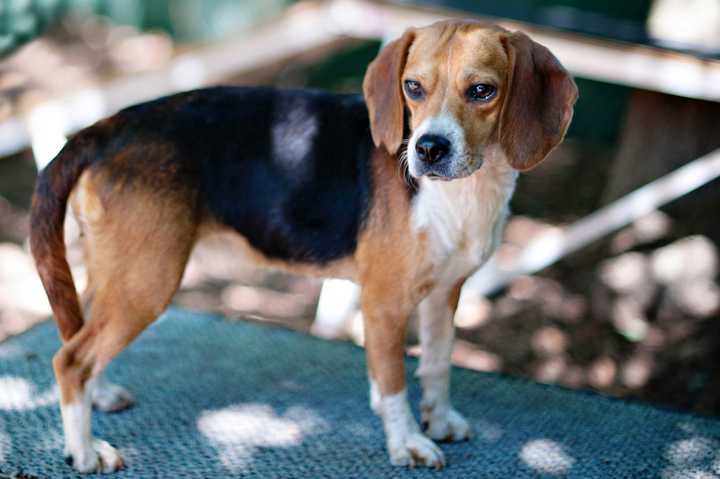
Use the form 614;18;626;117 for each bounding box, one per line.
1;308;719;478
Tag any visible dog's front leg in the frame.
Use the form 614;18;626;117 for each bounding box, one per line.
362;293;445;468
416;283;472;442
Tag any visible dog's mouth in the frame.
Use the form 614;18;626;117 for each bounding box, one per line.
408;150;484;181
425;173;454;181
423;160;483;181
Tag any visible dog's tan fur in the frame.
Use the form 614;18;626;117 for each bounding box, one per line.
356;148;434;394
402;23;509;158
31;19;577;472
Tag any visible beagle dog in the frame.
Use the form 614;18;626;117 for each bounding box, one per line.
30;20;577;472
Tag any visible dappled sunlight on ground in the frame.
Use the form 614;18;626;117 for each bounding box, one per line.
661;431;720;479
472;419;504;443
520;438;575;475
0;375;58;411
447;213;720;413
3;307;720;477
198;404;329;473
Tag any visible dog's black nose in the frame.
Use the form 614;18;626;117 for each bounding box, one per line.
415;134;451;164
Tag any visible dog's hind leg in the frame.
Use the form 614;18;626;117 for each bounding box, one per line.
56;181;196;473
91;373;135;413
77;283;135;413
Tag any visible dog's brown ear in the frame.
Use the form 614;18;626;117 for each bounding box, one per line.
363;30;415;155
499;32;578;171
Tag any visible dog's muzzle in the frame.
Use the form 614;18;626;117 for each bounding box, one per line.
411;134;457;180
415;134;451;165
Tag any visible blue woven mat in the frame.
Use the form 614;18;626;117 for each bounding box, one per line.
1;308;719;478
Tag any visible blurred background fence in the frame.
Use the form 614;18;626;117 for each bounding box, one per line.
1;0;719;415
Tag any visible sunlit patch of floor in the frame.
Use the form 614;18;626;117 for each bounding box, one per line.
662;434;720;479
519;438;575;475
472;419;503;443
0;375;58;411
197;403;328;473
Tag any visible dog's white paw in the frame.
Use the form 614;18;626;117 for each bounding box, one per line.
65;438;124;473
388;431;446;468
423;407;472;442
92;381;134;412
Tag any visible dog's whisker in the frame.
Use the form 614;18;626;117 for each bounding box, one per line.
396;147;416;189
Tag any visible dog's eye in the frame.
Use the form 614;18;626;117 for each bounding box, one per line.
467;83;496;102
404;80;424;100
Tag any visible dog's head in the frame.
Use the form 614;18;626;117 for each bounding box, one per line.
363;21;578;179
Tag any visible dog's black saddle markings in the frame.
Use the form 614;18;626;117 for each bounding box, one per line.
97;86;377;264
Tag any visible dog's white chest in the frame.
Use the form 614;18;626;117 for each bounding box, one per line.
412;163;517;286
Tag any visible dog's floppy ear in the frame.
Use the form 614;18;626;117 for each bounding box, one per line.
498;32;578;171
363;30;415;155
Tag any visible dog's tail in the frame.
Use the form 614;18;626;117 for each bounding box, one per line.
29;126;105;342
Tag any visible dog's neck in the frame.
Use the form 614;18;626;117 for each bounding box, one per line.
411;145;518;261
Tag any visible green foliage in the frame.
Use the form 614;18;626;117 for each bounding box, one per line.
0;0;292;57
0;0;69;56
